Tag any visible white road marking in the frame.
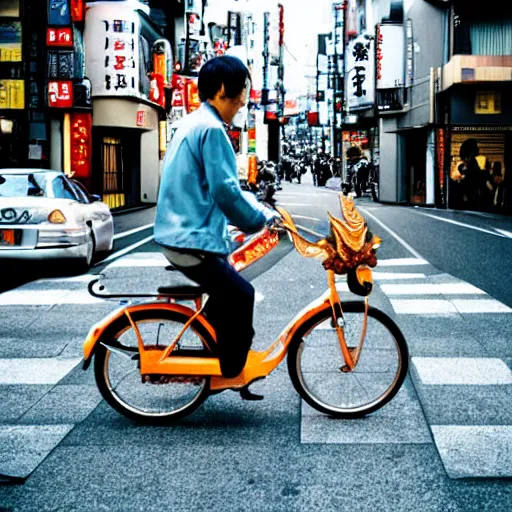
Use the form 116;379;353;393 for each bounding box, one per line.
0;288;104;306
431;425;512;478
415;211;506;238
105;252;167;268
278;202;316;207
0;358;82;385
495;228;512;238
255;291;264;302
377;258;429;266
96;234;154;265
451;299;512;314
358;207;425;260
38;274;101;284
380;283;485;295
113;223;154;241
295;224;325;238
390;299;459;315
372;272;427;280
413;357;512;385
291;215;321;221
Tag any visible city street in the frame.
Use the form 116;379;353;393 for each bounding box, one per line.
1;178;511;511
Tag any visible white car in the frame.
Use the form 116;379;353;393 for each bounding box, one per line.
0;168;114;269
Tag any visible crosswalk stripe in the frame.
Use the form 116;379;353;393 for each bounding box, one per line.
412;357;512;385
0;358;82;385
0;288;104;306
377;258;429;266
380;283;485;295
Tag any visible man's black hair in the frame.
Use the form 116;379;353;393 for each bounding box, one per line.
198;56;250;101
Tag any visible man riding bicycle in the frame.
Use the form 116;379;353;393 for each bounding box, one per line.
154;56;278;380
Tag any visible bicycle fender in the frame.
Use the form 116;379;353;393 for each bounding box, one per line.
82;302;215;370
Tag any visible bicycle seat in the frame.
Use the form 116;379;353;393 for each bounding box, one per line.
157;284;204;299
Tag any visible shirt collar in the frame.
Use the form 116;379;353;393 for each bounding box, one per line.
204;101;232;131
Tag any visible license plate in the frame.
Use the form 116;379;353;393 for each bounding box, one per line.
0;229;15;246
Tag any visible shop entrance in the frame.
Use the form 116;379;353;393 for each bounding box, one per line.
92;129;141;209
404;129;428;204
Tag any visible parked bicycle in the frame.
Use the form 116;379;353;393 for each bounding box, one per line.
83;196;408;423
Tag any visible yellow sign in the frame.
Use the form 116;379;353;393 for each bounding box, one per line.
0;79;24;109
0;45;21;62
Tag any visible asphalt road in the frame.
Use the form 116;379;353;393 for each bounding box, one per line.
1;178;511;511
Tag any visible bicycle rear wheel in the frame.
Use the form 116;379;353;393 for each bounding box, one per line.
94;309;215;423
288;302;409;418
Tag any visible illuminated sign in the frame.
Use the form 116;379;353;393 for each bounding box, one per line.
84;3;140;98
70;112;92;179
0;79;24;109
48;80;73;108
46;27;73;47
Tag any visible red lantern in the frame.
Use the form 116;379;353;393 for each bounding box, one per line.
70;113;92;179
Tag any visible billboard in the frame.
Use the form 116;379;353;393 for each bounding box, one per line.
376;24;405;89
346;34;375;111
84;2;140;98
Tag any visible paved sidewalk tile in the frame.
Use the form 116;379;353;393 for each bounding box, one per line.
431;425;512;478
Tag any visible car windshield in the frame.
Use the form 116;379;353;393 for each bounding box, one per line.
0;173;48;197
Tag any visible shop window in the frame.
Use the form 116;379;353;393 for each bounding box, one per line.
475;92;502;114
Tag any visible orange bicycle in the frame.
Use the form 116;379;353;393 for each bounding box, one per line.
82;196;409;423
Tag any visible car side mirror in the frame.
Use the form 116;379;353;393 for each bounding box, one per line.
91;194;102;202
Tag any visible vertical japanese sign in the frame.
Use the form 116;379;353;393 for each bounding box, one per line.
346;34;375;110
84;3;140;98
376;24;405;89
405;19;414;88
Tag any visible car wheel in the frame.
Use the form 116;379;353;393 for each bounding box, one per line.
76;227;95;274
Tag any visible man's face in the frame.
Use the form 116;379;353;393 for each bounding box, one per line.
212;82;249;125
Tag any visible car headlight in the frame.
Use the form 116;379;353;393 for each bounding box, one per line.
48;209;67;224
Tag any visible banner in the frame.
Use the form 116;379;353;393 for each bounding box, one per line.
0;79;24;109
346;34;375;110
84;3;140;98
0;21;21;62
376;24;404;89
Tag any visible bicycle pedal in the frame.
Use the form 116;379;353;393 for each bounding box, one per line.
239;386;264;401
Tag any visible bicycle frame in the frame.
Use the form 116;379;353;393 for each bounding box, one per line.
83;197;379;393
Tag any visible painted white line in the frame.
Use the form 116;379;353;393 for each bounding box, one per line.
381;283;485;295
113;223;154;241
96;234;154;265
358;207;425;260
38;274;101;284
451;299;512;314
377;258;429;267
390;299;458;315
412;357;512;385
431;425;512;478
295;224;325;238
292;215;321;221
255;291;264;303
0;358;82;385
0;288;104;306
495;228;512;239
415;211;506;238
372;272;427;280
278;202;316;207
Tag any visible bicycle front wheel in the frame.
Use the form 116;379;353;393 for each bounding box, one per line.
94;309;214;424
288;302;409;418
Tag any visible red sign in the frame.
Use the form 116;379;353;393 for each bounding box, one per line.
46;27;73;47
70;113;92;179
70;0;84;23
185;77;200;113
136;110;146;127
48;81;73;108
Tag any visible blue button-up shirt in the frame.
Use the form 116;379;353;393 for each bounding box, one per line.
154;102;266;255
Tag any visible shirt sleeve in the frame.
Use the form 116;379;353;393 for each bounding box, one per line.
202;125;266;233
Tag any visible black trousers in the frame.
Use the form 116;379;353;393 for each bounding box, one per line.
175;253;256;379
